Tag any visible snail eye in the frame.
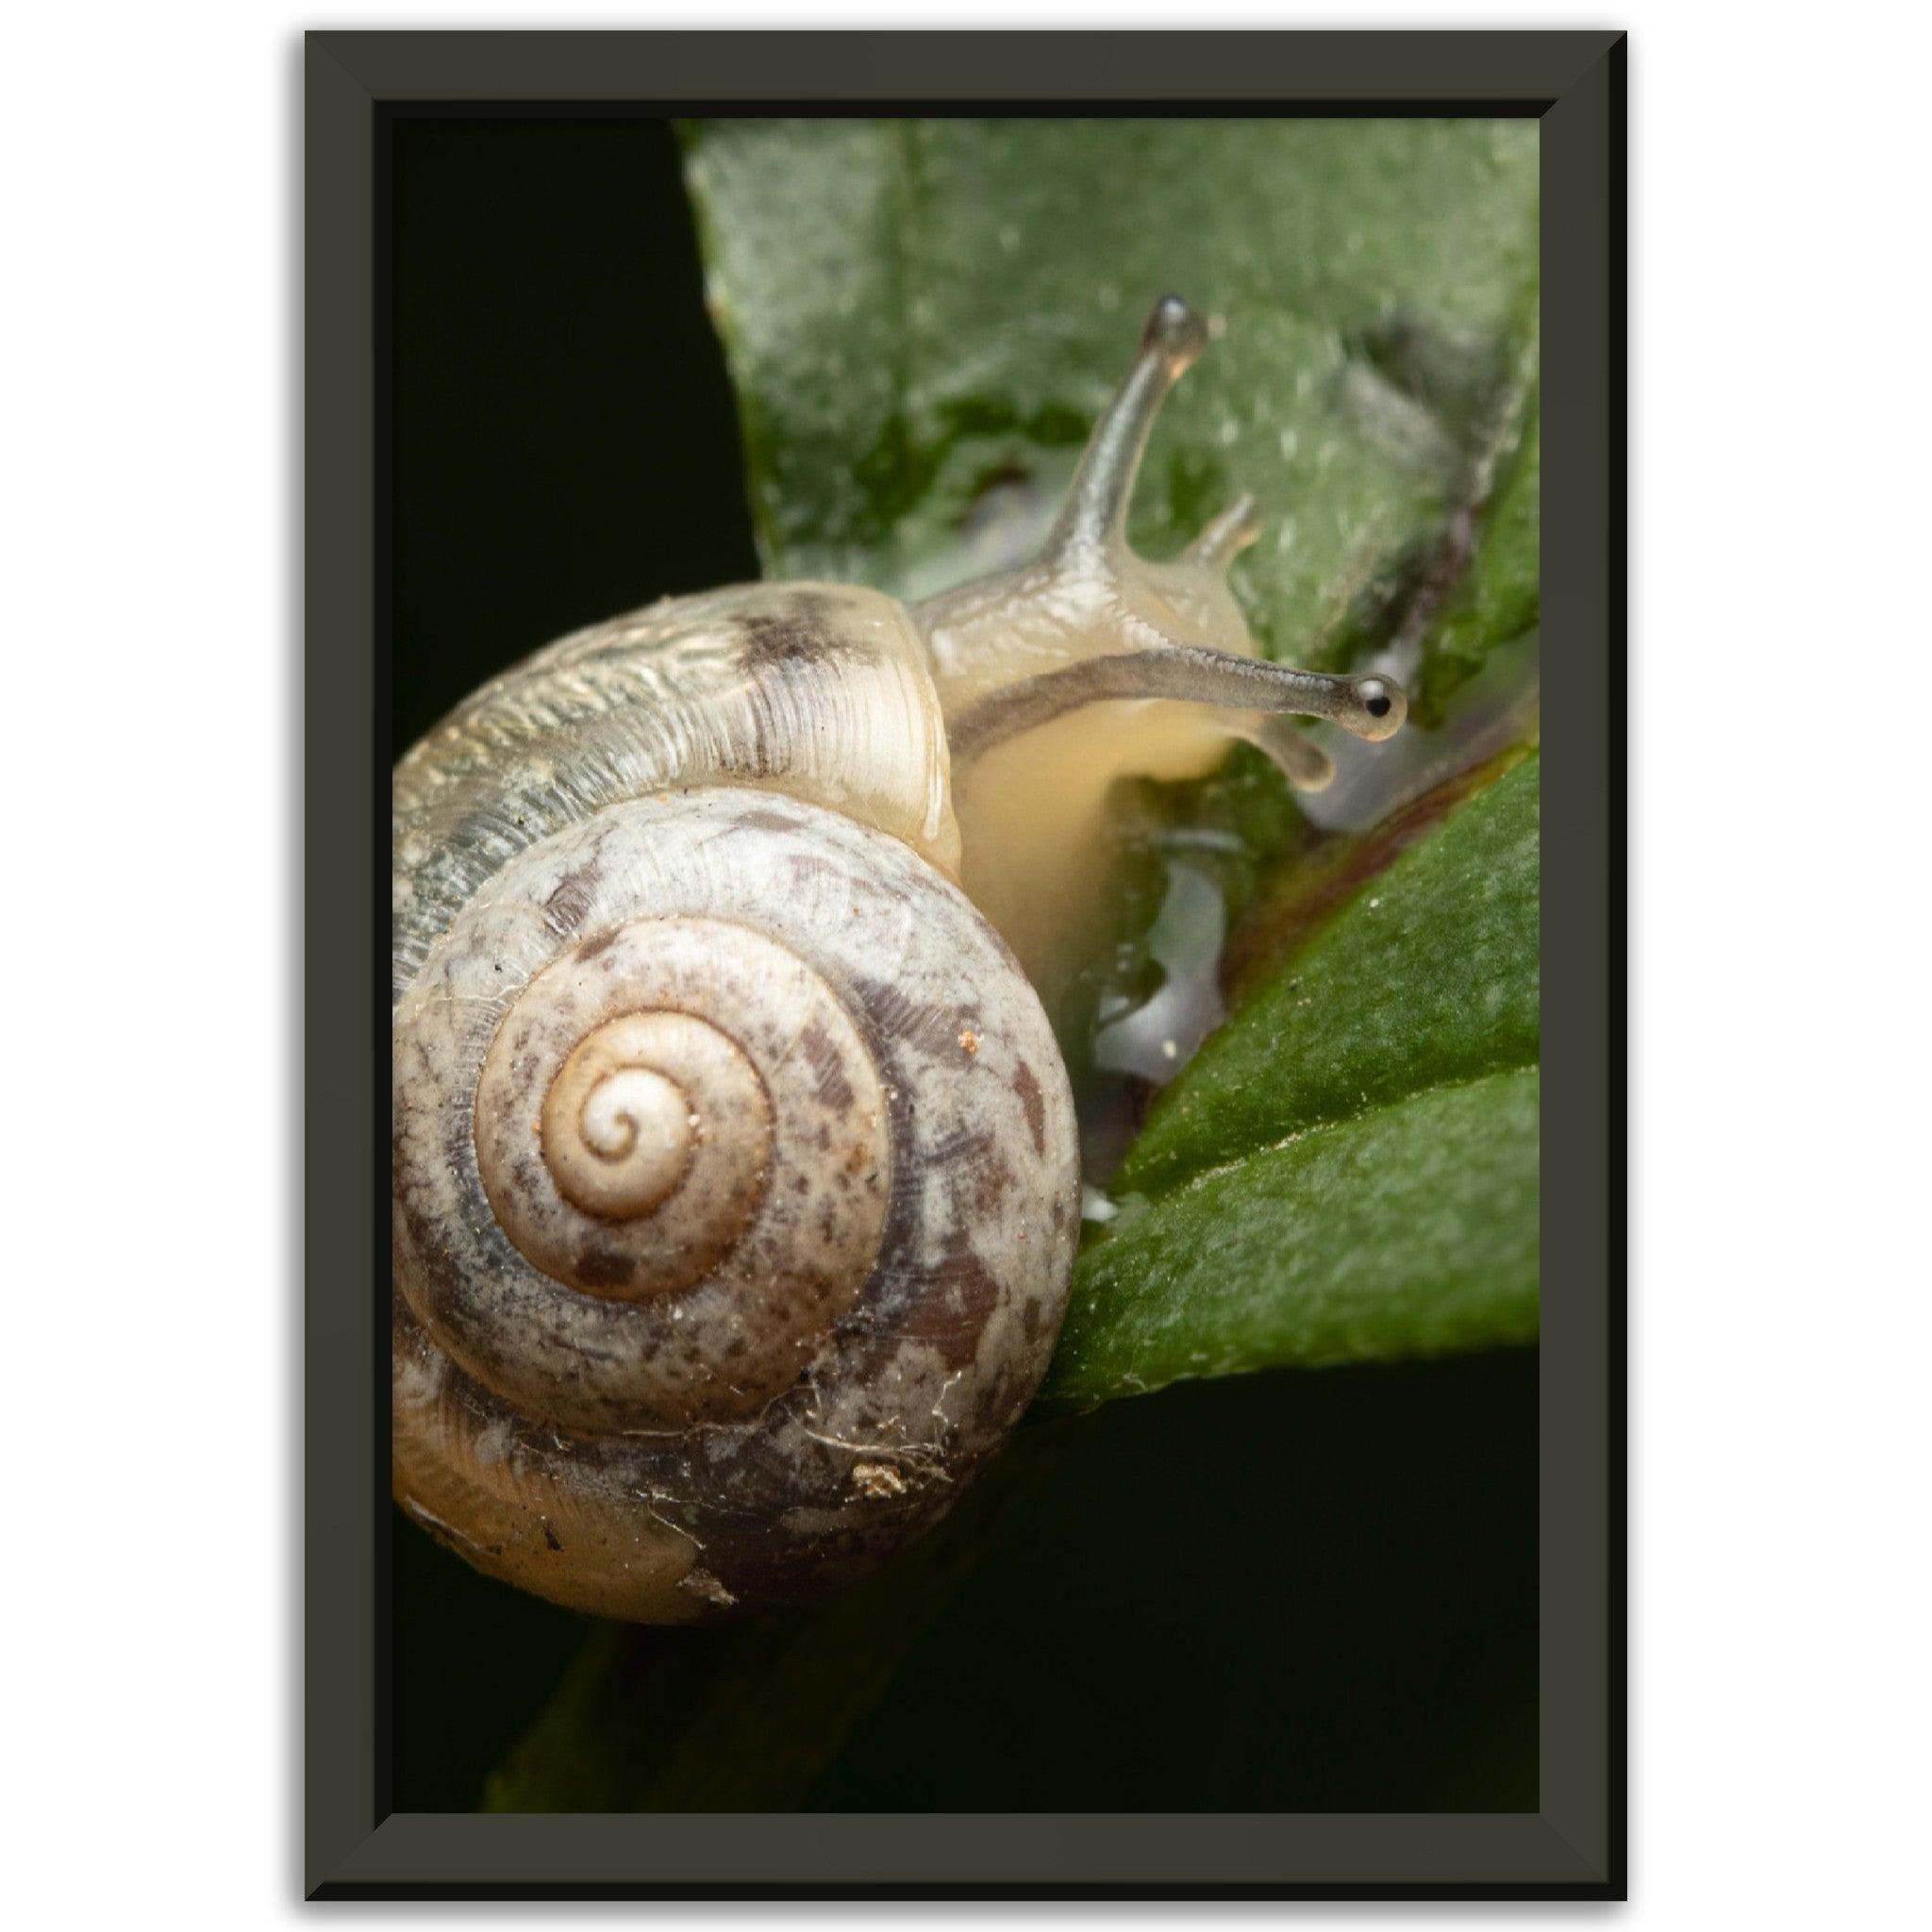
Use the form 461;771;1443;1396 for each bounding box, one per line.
1362;685;1393;719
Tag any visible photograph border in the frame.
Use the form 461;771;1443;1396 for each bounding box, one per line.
307;26;1625;1899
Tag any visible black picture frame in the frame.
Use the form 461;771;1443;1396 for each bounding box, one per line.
308;26;1624;1899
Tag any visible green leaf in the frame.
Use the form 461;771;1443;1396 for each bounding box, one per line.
1042;752;1540;1408
1044;1065;1539;1407
1123;750;1539;1196
684;118;1540;682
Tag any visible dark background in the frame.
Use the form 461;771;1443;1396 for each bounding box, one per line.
390;114;1538;1814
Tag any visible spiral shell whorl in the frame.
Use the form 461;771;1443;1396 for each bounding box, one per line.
392;789;1079;1620
469;917;889;1342
538;1019;716;1222
399;901;897;1435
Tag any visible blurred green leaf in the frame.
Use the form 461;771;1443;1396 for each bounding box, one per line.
684;117;1540;685
1420;401;1541;716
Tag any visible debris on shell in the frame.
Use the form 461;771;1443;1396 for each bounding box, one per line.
852;1461;909;1499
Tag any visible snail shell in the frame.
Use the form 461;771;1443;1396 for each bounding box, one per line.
395;786;1077;1621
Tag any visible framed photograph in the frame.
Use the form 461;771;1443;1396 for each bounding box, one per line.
309;27;1623;1899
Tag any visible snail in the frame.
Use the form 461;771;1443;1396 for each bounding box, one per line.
392;294;1407;1622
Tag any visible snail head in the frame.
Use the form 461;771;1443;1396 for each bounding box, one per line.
914;293;1407;796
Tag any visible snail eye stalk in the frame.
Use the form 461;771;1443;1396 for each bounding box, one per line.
950;643;1407;765
1048;293;1210;558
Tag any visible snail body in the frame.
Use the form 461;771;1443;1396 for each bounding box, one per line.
393;297;1405;1621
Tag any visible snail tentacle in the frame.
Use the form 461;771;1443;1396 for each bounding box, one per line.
948;641;1406;765
1183;491;1263;568
1048;291;1209;555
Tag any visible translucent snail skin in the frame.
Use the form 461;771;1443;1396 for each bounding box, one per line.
391;296;1407;1621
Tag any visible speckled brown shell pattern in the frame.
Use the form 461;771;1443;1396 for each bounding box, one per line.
392;610;1079;1621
